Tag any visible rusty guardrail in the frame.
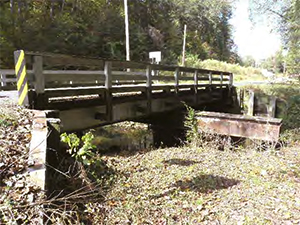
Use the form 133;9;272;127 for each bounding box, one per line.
197;111;282;142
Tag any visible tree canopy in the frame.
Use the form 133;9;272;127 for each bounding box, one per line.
0;0;237;68
250;0;300;74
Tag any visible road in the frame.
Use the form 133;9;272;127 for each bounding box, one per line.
0;90;18;104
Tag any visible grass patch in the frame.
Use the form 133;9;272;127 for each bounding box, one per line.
184;55;265;82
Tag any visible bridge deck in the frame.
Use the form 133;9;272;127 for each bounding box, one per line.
10;50;234;131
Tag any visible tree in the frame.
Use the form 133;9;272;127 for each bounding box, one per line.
242;55;256;67
0;0;237;67
249;0;300;74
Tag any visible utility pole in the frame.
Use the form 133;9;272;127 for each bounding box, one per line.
124;0;130;61
182;24;187;66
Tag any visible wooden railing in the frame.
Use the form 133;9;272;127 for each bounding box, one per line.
14;51;233;109
0;69;17;90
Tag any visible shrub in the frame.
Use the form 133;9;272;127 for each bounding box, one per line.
184;54;264;82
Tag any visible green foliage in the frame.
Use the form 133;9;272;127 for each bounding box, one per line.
0;0;236;67
249;0;300;75
183;102;199;145
185;54;264;81
241;55;256;67
243;83;300;142
283;95;300;130
61;131;96;165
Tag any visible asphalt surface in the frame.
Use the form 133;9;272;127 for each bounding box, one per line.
0;90;18;104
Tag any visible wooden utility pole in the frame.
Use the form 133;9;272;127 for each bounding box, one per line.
124;0;130;61
181;24;187;66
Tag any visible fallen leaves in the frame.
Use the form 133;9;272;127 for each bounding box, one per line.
88;144;300;224
0;101;44;224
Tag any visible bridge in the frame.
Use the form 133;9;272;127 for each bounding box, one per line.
5;50;283;192
12;50;235;133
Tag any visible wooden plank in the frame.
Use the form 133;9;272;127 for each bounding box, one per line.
41;71;226;84
220;73;223;84
146;65;152;113
208;72;212;85
248;91;255;116
112;71;146;76
106;90;113;121
33;56;44;94
105;61;113;121
194;70;198;103
44;87;106;98
194;70;198;93
4;78;16;82
268;96;277;118
0;69;16;75
229;73;233;86
0;74;7;86
45;82;105;89
44;70;105;75
24;52;232;77
44;73;105;82
105;62;112;89
174;68;179;93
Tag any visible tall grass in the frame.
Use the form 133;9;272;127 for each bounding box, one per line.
184;54;264;82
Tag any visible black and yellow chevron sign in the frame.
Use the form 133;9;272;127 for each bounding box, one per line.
14;50;29;106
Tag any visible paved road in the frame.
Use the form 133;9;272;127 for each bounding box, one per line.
0;90;18;104
233;80;271;87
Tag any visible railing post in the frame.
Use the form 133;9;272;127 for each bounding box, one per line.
33;56;44;94
208;72;212;85
174;67;179;93
146;65;152;113
220;73;223;85
0;74;7;88
248;90;255;116
105;61;113;121
105;61;112;89
229;73;233;87
194;70;198;92
268;96;277;118
33;55;47;109
194;70;198;103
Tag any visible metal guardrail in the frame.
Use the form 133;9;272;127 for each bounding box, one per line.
197;111;282;141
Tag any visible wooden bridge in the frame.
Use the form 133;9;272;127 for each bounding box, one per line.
12;50;234;132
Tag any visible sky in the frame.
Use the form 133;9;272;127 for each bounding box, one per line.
230;0;282;61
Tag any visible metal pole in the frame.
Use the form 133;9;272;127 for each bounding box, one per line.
181;24;187;66
124;0;130;61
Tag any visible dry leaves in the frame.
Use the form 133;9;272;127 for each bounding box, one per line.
88;144;300;224
0;100;44;224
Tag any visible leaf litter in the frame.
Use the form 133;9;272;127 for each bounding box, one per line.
90;141;300;224
1;98;300;224
0;100;44;224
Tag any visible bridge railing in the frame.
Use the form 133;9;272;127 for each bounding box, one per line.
13;50;233;109
0;69;18;90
